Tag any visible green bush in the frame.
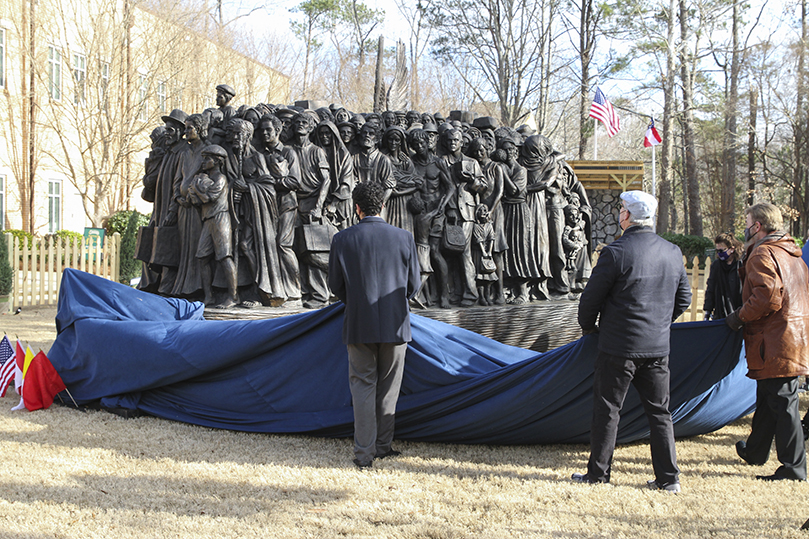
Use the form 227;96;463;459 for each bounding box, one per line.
49;230;84;247
5;229;34;250
658;233;714;268
0;233;13;295
106;210;149;236
118;211;142;285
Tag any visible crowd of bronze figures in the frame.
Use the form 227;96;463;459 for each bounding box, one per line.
136;84;593;309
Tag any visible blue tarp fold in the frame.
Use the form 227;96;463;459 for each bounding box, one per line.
48;269;755;444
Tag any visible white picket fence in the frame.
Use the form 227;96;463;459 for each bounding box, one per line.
4;232;121;311
676;256;710;323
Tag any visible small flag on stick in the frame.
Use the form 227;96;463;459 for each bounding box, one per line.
589;87;621;137
644;118;662;147
22;351;65;411
0;336;15;397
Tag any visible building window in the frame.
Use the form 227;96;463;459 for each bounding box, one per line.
48;180;61;233
157;81;166;113
172;86;183;110
0;175;5;230
73;53;86;105
0;29;5;89
138;75;147;121
100;60;109;104
48;46;62;100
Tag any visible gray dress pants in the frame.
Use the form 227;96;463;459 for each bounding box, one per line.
347;342;407;464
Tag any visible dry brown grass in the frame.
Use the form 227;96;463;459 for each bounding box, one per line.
0;307;808;538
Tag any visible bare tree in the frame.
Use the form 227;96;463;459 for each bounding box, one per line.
562;0;606;159
423;0;559;127
290;0;339;96
0;0;41;232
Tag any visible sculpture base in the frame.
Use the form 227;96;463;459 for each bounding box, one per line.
204;298;581;353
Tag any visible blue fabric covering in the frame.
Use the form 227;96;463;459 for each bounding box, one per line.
48;269;756;444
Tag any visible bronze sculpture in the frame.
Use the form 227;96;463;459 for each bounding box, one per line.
136;87;592;311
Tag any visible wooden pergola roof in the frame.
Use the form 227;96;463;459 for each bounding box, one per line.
568;160;645;192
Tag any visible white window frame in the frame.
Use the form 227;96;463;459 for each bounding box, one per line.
172;85;183;110
157;81;166;113
138;74;148;121
73;52;86;106
48;179;61;233
48;46;62;100
0;174;5;230
0;28;6;89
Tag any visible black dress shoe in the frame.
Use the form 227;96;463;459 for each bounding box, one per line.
353;458;373;470
736;441;766;466
571;472;609;484
756;473;805;481
376;449;401;460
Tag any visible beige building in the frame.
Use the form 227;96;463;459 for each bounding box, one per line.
0;0;289;235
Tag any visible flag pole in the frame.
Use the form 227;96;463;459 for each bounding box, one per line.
593;118;598;160
62;387;79;408
651;144;656;197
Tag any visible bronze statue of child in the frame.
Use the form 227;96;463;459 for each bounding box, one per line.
189;145;239;308
473;204;497;306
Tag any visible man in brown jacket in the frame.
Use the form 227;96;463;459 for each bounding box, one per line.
727;202;809;481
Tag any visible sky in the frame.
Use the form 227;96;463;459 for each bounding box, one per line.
217;0;801;123
221;0;411;42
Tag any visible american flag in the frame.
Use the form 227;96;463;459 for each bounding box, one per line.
0;335;15;397
589;87;621;138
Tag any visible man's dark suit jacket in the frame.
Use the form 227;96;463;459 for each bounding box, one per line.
328;216;421;345
578;225;692;359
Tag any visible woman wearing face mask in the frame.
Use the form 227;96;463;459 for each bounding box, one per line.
703;232;744;320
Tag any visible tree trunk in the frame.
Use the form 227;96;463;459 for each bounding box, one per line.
577;0;594;160
794;0;808;237
657;0;677;233
302;21;312;95
747;87;757;207
26;0;37;234
720;0;741;233
679;0;702;236
373;36;384;113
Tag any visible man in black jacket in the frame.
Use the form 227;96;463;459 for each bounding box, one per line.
573;190;691;491
328;181;421;469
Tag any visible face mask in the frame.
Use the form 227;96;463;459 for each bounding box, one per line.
717;250;730;261
744;224;757;242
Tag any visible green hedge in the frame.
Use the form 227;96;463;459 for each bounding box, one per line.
4;229;34;250
0;233;12;295
106;210;149;236
49;230;84;247
118;211;143;284
658;233;714;268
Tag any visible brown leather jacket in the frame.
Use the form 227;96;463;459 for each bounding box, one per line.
738;232;809;380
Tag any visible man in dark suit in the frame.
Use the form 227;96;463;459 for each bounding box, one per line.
328;181;421;469
573;190;691;492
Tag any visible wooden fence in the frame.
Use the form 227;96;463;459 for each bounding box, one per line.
676;256;710;323
4;232;121;311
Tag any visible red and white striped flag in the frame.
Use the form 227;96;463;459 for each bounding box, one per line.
589;87;621;137
644;118;662;147
590;86;621;137
0;335;15;397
